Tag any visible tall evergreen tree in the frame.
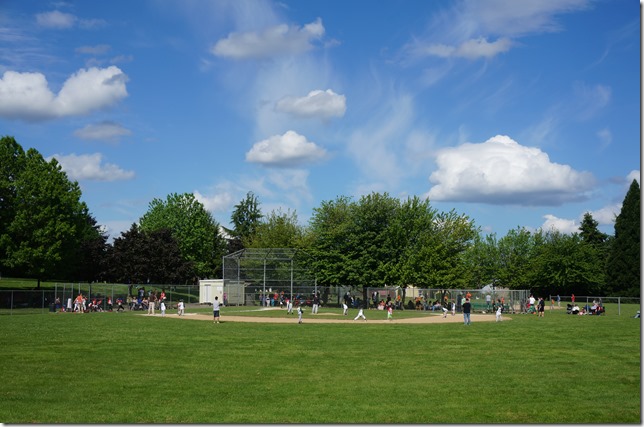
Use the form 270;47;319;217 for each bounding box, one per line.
225;192;263;253
579;212;608;247
606;179;640;296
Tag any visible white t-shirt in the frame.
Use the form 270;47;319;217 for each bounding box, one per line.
213;299;221;311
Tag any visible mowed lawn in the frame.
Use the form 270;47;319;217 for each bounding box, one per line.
0;305;639;423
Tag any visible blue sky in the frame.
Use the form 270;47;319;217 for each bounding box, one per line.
0;0;640;241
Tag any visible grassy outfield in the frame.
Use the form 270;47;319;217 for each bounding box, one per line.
0;306;639;423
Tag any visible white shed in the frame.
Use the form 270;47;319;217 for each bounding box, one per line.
199;279;224;305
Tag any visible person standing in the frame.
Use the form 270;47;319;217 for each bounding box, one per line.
177;299;185;316
496;304;503;322
571;294;575;304
74;293;83;313
354;307;367;321
342;302;348;316
286;298;293;315
213;296;221;323
148;292;156;316
297;305;304;324
538;297;545;318
387;304;393;321
486;293;492;311
160;300;166;317
312;293;320;314
462;298;472;325
557;294;561;307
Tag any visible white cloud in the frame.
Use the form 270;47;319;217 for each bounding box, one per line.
588;204;620;226
74;121;131;142
211;18;324;59
626;170;639;184
36;11;77;29
403;0;589;63
463;0;591;37
193;190;235;213
35;10;106;30
246;130;327;167
266;169;313;207
540;214;579;234
48;153;135;182
347;93;422;189
573;82;611;120
275;89;346;119
0;66;128;121
76;44;111;55
596;127;612;151
414;37;512;60
426;135;595;206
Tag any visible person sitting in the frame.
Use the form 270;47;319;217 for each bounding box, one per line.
571;304;580;315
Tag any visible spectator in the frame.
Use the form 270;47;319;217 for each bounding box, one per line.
462;298;472;325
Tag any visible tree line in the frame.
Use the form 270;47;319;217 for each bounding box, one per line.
0;136;639;297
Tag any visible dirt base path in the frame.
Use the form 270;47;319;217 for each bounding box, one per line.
152;311;508;324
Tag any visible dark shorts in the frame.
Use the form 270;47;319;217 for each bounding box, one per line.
538;306;544;312
213;310;220;318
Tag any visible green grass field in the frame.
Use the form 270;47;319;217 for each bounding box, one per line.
0;304;640;423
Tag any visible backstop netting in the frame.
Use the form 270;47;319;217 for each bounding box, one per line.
222;248;317;306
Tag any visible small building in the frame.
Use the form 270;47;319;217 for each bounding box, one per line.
199;279;245;306
199;279;223;305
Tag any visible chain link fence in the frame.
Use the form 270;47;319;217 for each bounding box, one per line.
0;283;200;315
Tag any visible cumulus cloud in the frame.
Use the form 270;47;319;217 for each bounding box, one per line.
193;190;235;213
0;66;128;121
275;89;346;119
74;121;131;142
426;135;595;206
626;170;640;184
246;130;327;167
588;204;620;226
48;153;135;181
211;18;324;59
540;214;579;234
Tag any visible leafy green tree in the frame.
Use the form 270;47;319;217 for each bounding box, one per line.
463;232;500;288
428;209;478;288
606;179;640;296
0;137;25;267
346;192;399;290
385;196;438;288
496;227;534;289
308;196;354;288
65;214;109;282
106;224;192;284
246;208;306;249
0;142;99;287
225;191;263;253
139;193;225;280
529;229;604;296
